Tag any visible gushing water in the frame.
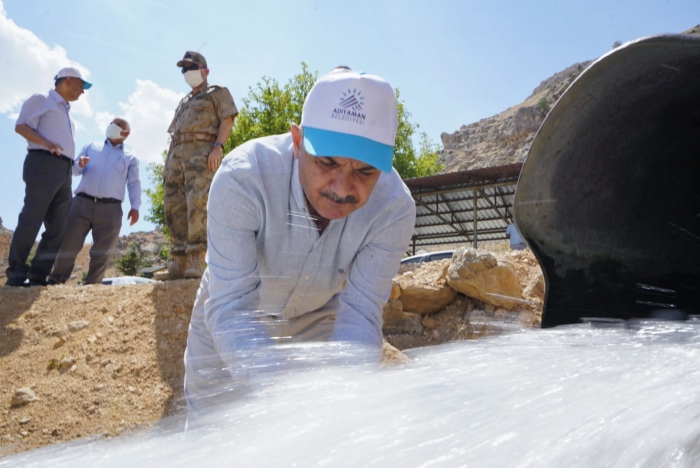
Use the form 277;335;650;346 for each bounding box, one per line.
4;320;700;467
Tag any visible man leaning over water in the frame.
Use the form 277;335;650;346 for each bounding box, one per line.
183;67;416;422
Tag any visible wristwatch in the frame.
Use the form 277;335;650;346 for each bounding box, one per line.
214;141;223;150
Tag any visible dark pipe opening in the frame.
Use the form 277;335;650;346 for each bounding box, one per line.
515;35;700;327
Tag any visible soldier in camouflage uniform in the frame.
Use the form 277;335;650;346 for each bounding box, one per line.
158;51;238;280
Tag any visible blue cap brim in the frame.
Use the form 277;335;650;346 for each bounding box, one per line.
82;80;93;90
302;126;394;173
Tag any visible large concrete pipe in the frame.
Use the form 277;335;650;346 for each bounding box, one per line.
515;35;700;328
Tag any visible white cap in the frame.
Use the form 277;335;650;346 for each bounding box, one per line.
300;68;398;172
54;67;92;89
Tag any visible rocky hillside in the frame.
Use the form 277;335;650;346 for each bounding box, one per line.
439;24;700;172
439;61;590;172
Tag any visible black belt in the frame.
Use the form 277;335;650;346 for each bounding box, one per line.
77;192;121;204
29;149;74;166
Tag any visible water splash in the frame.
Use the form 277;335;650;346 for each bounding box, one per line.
5;321;700;467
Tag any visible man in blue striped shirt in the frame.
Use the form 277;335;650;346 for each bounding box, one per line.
184;68;417;422
48;118;141;285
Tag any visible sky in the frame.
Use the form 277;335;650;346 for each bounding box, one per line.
0;0;697;239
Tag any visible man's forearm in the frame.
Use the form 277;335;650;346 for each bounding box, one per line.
216;115;235;146
15;124;49;147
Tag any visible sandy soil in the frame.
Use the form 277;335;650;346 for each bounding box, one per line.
0;279;198;456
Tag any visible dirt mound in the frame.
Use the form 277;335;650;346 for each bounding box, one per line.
0;279;199;456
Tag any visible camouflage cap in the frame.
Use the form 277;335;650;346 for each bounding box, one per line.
176;51;207;68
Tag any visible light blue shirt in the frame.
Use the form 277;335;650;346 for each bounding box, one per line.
16;89;76;158
72;140;142;210
506;223;527;249
186;133;416;371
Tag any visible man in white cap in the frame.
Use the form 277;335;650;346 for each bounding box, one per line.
6;67;92;287
183;67;416;421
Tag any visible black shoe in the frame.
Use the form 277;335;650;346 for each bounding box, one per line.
5;277;29;287
27;275;48;286
46;279;61;286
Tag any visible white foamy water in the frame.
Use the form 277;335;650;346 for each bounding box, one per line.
4;320;700;467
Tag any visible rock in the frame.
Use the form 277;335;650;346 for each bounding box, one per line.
395;260;457;315
380;340;409;365
524;272;545;300
421;317;437;329
141;242;160;255
60;356;75;370
19;417;31;425
388;281;401;300
502;106;544;140
383;301;424;335
68;321;90;332
446;248;522;310
382;300;404;326
11;388;39;406
53;337;66;349
384;312;423;335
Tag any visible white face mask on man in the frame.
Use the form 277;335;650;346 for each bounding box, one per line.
106;123;124;140
184;69;204;88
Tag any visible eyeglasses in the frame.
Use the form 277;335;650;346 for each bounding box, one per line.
181;64;201;74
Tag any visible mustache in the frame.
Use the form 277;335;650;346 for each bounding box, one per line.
320;191;358;204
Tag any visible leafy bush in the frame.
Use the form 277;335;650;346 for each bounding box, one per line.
537;97;551;115
158;243;170;261
114;243;149;276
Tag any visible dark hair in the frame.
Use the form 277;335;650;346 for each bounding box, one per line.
54;77;66;88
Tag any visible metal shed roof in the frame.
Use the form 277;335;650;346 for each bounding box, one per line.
403;163;523;253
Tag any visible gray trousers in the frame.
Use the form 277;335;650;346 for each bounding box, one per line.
6;150;73;281
49;195;123;285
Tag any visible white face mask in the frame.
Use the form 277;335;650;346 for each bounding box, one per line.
184;69;204;88
106;123;124;140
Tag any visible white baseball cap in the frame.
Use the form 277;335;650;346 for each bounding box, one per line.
54;67;93;89
300;68;398;172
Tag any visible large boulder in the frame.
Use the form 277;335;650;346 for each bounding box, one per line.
446;248;522;310
394;260;457;315
388;281;401;300
523;272;545;301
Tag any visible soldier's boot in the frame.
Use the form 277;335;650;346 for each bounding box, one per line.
154;254;188;281
183;252;205;279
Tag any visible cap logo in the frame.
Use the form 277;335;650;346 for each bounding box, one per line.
331;88;366;125
185;52;192;59
339;88;364;111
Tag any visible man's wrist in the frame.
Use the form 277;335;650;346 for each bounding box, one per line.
214;141;223;152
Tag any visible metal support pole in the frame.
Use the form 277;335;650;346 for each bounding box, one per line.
472;189;478;248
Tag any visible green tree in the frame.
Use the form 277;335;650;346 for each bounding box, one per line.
537;96;551;115
225;62;317;151
144;150;168;237
393;88;443;179
413;131;443;177
114;243;150;276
